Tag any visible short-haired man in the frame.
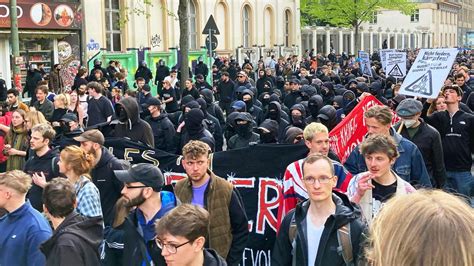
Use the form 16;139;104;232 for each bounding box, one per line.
33;85;54;121
114;163;178;266
423;85;474;197
144;97;176;153
86;81;114;127
394;98;447;189
344;105;432;188
0;170;52;265
217;72;236;115
347;134;416;224
6;88;29;112
40;178;103;265
175;140;248;266
24;123;60;211
454;72;472;103
272;154;366;266
276;122;351;229
155;204;227;265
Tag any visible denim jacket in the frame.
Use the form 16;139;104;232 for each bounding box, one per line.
344;128;432;188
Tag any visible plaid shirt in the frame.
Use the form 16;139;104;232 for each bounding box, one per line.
74;176;103;218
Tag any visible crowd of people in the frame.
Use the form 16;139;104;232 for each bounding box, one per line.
0;48;473;266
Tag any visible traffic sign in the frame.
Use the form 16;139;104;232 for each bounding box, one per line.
206;35;218;51
202;15;220;35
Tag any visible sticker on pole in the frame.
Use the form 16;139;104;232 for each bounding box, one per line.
386;52;406;78
359;51;372;77
399;48;458;98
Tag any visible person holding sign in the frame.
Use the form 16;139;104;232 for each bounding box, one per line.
422;85;474;197
344;105;432;188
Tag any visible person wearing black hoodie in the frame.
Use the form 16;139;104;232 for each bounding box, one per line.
134;61;153;84
176;108;215;153
257;119;279;144
200;89;225;128
145;98;176;154
41;178;103;266
272;155;366;266
306;95;324;124
216;72;235;115
227;112;259;150
155;59;170;95
242;89;264;125
317;105;338;131
288;104;307;130
24;123;60;212
266;101;289;143
24;64;43;103
197;98;224;152
114;97;154;147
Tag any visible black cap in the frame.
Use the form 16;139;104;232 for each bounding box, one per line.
142;84;151;92
60;112;78;123
290;79;301;85
114;163;164;191
146;97;162;107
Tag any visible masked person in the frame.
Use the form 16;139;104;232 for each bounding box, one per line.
317;105;338;131
257;119;279;144
55;113;84;149
288;104;307;130
266;101;289;143
155;60;170;95
305;95;323;124
227;112;259;150
177;108;215;153
134;61;153;84
242;89;264;125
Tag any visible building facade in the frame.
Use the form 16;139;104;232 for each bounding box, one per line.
83;0;301;64
457;0;474;47
301;0;461;55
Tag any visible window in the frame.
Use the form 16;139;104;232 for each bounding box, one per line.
243;5;251;47
105;0;121;51
285;10;291;47
369;11;377;24
411;9;419;22
188;0;197;50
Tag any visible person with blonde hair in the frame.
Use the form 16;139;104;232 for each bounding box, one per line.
0;170;52;266
25;108;48;130
366;190;474;266
4;109;29;171
51;93;70;130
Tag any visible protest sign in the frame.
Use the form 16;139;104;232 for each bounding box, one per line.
359;51;373;77
380;49;396;72
399;48;458;98
386;52;407;78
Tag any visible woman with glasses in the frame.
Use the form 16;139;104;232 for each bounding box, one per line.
4;109;29;171
155;204;227;266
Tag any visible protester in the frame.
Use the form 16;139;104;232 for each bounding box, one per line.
67;89;86;128
114;97;155;147
366;190;474;266
0;170;52;266
40;178;103;266
33;85;54;121
6;88;29;112
144;97;177;153
4;110;29;171
114;163;179;265
272;154;366;266
24;64;43;103
155;204;227;266
86;81;115;127
176;108;215;153
175;140;249;265
135;61;153;84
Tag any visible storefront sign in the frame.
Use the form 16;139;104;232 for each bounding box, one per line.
0;1;82;29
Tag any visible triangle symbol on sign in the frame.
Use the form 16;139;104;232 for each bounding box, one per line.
404;70;433;96
362;63;371;76
202;15;220;35
388;64;403;77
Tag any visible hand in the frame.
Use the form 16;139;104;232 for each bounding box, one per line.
32;172;47;188
426;98;435;104
177;121;185;133
356;173;375;197
7;148;18;156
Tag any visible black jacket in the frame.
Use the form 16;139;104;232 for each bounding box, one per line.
195;62;209;78
24;149;60;211
24;69;43;97
135;66;153;84
217;79;236;103
394;119;447;188
114;97;155;147
272;192;366;266
204;248;228;266
145;113;177;154
40;212;103;266
155;65;170;85
423;108;474;171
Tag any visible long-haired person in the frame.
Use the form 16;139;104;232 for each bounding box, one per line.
68;89;85;128
25;108;49;131
4;109;29;171
366;190;474;266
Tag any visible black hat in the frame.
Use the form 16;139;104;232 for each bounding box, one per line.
142;84;151;92
114;163;164;191
60;112;78;123
290;79;301;85
146;97;162;107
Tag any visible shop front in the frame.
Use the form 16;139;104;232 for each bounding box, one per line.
0;0;83;90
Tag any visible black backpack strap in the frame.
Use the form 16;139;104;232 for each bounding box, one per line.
337;223;354;266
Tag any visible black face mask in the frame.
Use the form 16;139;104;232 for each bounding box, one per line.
60;122;71;134
262;98;270;106
235;123;251;137
268;110;279;120
260;132;276;143
244;100;253;111
118;108;128;122
308;105;319;117
292;115;304;128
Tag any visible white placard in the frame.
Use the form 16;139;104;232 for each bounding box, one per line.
380;49;395;72
386;52;406;78
359;51;372;77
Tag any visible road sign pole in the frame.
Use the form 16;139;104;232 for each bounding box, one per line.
208;28;213;86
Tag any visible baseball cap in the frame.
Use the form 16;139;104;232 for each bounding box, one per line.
145;97;162;107
114;163;164;191
232;100;246;111
396;98;423;117
60;113;78;123
290;79;301;85
73;129;105;145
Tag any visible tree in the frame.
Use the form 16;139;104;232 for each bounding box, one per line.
301;0;415;53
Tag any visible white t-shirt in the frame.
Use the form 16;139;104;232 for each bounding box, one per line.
307;217;324;266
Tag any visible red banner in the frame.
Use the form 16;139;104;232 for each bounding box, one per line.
329;95;383;164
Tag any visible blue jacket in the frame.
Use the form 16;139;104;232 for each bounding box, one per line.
0;200;52;266
344;128;432;188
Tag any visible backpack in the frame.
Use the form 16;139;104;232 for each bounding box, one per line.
288;213;354;266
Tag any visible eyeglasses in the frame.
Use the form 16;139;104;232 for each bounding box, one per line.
125;184;148;189
303;176;333;185
155;238;191;254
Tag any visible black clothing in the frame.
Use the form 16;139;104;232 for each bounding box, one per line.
460;84;472;103
135;66;153;84
154;64;170;86
195;62;209;79
195;80;213;92
267;101;289;143
114;97;155;147
182;87;201;100
88;66;110;82
283;91;301;109
423;107;474;172
203;249;227;266
394;120;447;188
160;87;179;113
24;149;60;211
24;69;43;102
177;109;215;152
33;99;54;121
72;76;88;91
217;79;236;114
87;96;115;127
0;78;7;101
40;212;103;266
272;192;366;266
467;91;474;112
201;89;225;127
372;179;397;202
145;113;177;153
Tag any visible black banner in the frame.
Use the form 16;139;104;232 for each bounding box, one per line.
104;138;308;265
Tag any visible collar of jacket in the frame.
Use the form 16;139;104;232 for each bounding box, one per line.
0;200;31;220
183;169;215;189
